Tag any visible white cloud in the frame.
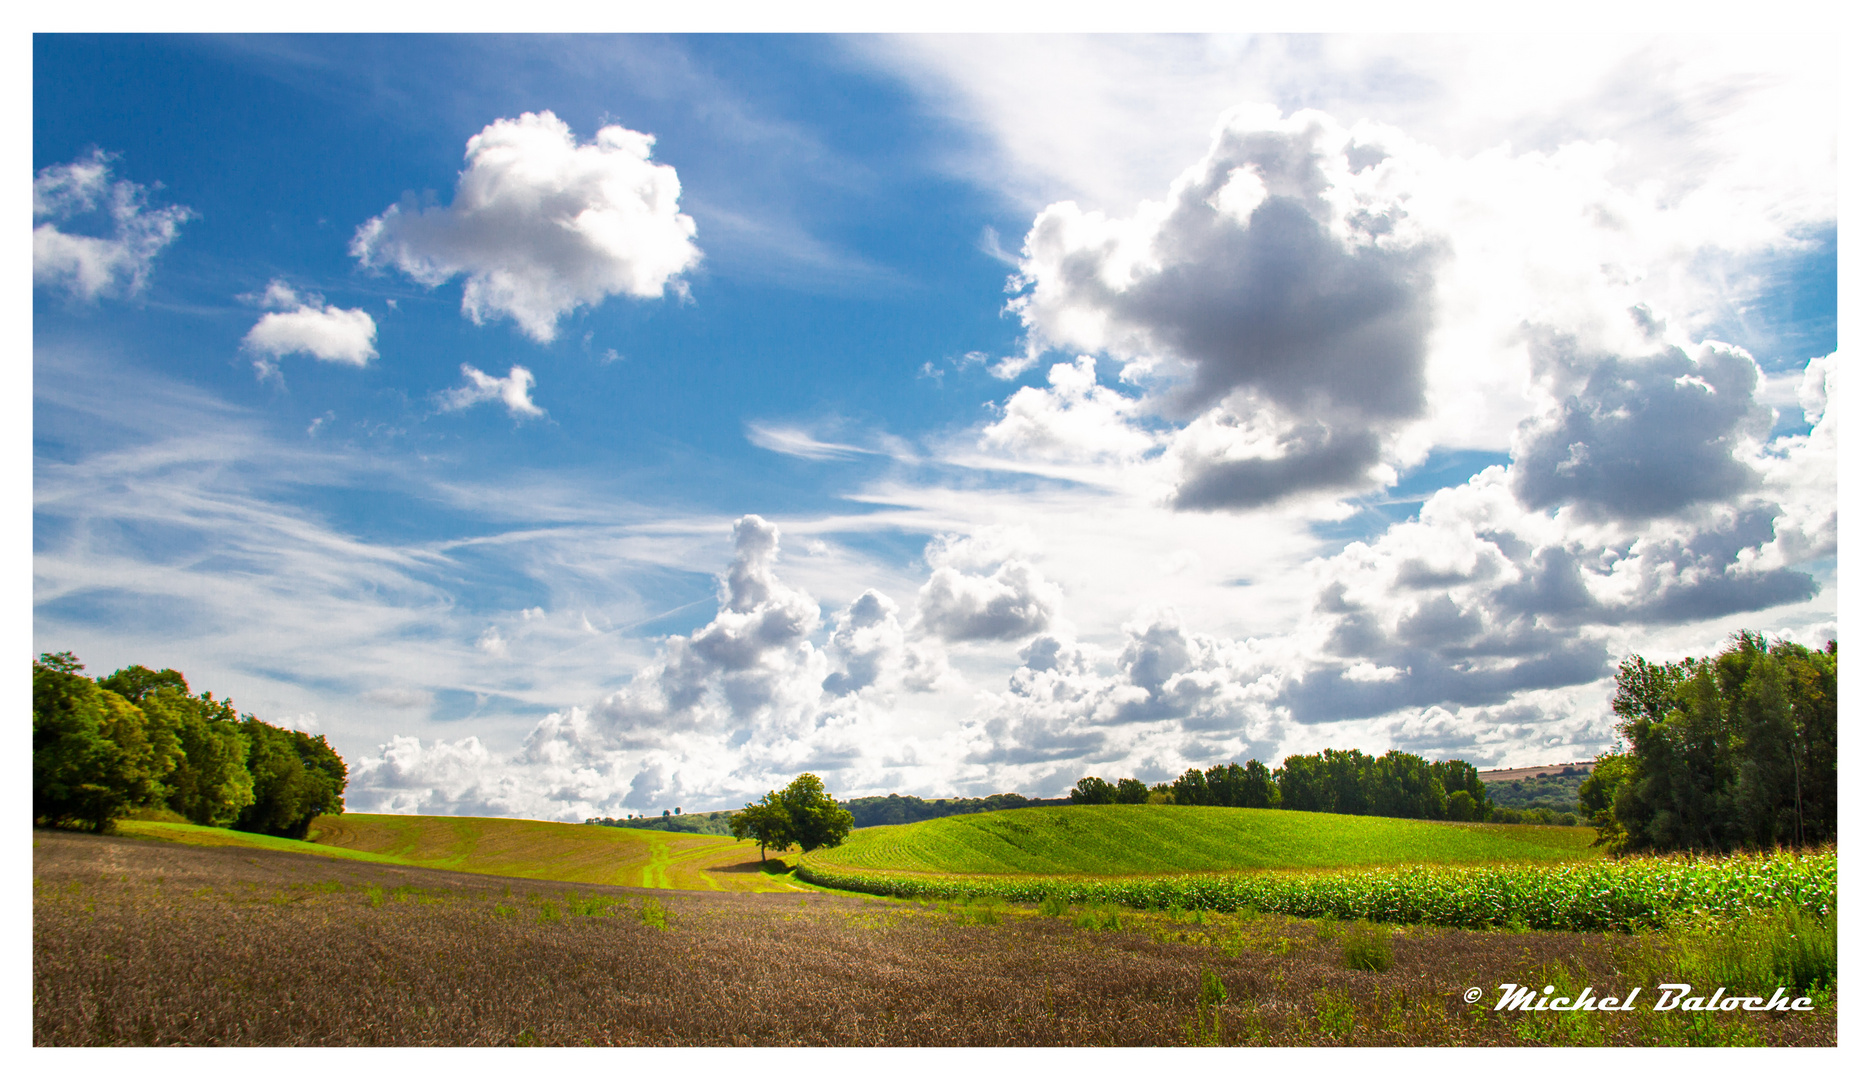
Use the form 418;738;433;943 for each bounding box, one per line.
476;626;509;658
438;364;544;419
33;150;192;301
978;356;1159;464
1007;106;1442;508
745;423;875;461
352;111;701;342
241;281;379;367
915;530;1062;643
863;35;1832;237
1510;332;1770;521
822;589;948;696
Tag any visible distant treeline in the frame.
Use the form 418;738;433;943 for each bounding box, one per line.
1069;750;1507;824
840;793;1069;829
587;795;1071;833
586;810;736;835
33;653;348;838
1583;632;1835;854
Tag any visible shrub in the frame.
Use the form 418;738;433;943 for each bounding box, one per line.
1340;921;1394;972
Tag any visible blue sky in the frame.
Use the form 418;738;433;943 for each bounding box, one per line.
34;33;1836;818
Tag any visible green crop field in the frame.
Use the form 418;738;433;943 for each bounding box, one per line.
799;849;1836;933
115;814;801;893
802;804;1600;878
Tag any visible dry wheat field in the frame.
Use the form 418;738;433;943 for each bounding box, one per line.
32;829;1834;1047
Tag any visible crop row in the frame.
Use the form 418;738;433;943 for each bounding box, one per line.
796;849;1835;933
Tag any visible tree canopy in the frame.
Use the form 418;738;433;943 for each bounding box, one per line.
729;773;855;861
32;653;348;837
1585;632;1835;853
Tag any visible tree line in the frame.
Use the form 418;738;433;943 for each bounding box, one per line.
1069;749;1499;823
33;652;349;838
841;792;1068;829
1581;632;1835;854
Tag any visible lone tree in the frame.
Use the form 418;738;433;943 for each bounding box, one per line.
730;773;854;862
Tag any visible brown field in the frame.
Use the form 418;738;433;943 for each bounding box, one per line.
116;812;798;892
1478;762;1595;784
33;829;1834;1047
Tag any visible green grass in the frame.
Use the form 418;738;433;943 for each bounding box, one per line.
112;814;802;893
803;804;1599;877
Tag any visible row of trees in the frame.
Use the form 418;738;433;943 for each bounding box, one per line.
1581;633;1836;853
842;792;1064;829
728;773;855;860
1069;749;1497;823
33;653;348;837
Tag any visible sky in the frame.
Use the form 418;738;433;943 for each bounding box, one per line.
31;32;1838;819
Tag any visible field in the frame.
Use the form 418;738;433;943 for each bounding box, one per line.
116;813;797;892
802;804;1601;876
796;806;1830;935
32;830;1836;1046
798;850;1837;933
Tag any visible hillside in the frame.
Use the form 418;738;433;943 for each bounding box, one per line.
115;814;799;892
801;803;1599;877
1482;762;1594;814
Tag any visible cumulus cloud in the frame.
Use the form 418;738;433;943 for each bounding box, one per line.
33;149;193;301
963;614;1286;775
821;589;947;696
438;364;544;418
1511;330;1771;521
915;530;1062;642
352;111;701;342
1009;106;1441;507
241;281;379;368
979;356;1159;464
593;515;825;737
348;734;527;817
1279;367;1831;725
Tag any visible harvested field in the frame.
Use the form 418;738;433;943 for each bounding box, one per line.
115;813;796;892
33;830;1834;1047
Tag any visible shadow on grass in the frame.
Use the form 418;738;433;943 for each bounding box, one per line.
706;858;794;875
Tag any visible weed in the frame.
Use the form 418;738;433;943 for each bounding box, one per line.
1313;987;1356;1040
639;899;668;930
536;900;561;923
1037;893;1070;918
1628;904;1836;997
957;902;1001;927
1184;968;1229;1046
1340;922;1394;972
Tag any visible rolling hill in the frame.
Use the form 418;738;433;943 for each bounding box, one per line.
801;803;1600;877
113;814;799;892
